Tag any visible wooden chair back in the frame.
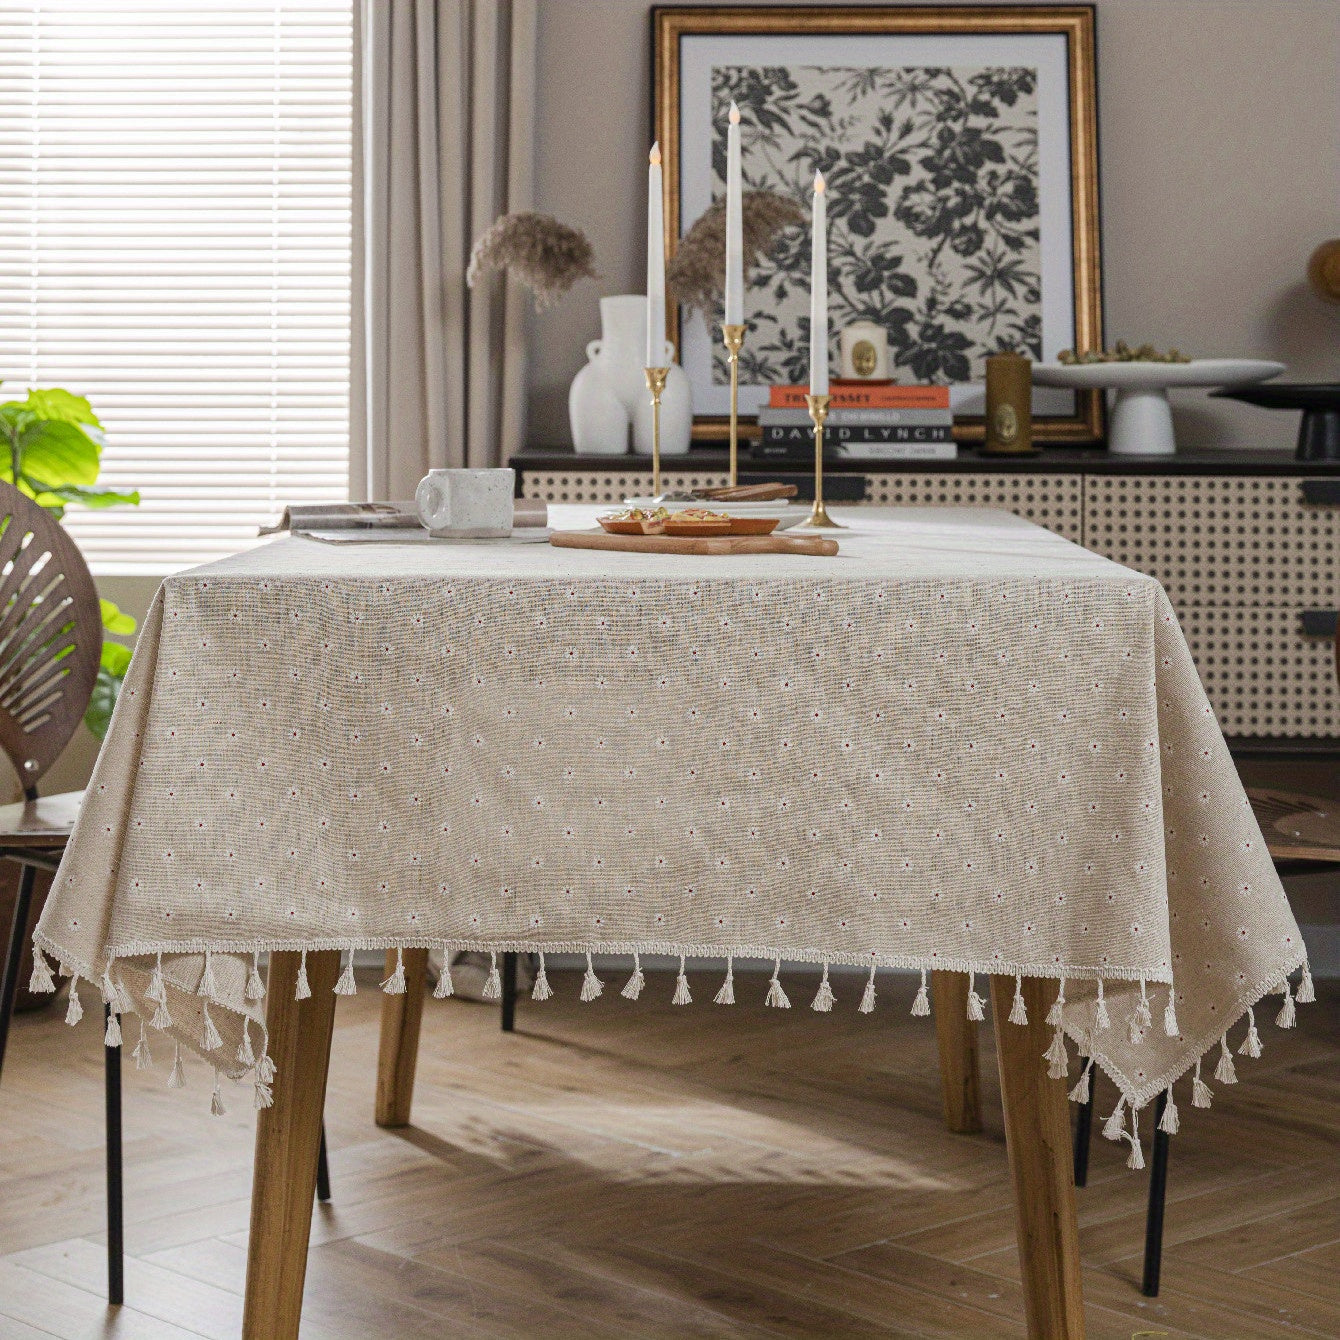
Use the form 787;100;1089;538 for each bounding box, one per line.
0;482;101;791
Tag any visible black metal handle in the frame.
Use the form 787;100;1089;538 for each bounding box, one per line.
1300;609;1339;638
1301;480;1340;505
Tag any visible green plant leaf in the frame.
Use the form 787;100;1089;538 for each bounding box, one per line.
100;598;137;636
38;484;140;510
16;418;102;488
100;641;132;676
84;666;120;741
22;387;101;429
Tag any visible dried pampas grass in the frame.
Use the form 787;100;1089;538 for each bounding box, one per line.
668;190;805;313
467;212;597;310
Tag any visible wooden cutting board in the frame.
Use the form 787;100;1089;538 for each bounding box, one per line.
550;530;839;557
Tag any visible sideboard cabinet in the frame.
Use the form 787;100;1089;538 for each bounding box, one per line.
510;450;1340;745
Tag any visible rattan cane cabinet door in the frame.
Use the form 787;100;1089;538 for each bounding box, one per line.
864;472;1083;542
1177;607;1340;738
1083;476;1340;608
521;470;730;504
1085;476;1340;739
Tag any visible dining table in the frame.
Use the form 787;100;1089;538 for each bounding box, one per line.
31;504;1311;1339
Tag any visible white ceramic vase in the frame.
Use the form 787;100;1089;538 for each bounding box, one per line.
569;294;692;456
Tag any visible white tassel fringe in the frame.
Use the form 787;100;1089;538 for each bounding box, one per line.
579;951;603;1002
1068;1058;1093;1105
858;963;877;1015
482;952;503;1002
714;955;735;1005
1009;973;1028;1026
294;949;311;1000
811;963;836;1013
621;951;644;1001
533;952;554;1001
1044;1025;1069;1080
200;1001;222;1052
1297;963;1316;1004
433;956;454;999
672;955;692;1005
1124;1106;1145;1171
1158;1085;1180;1135
380;947;406;995
1237;1007;1262;1059
334;951;358;995
909;967;928;1017
197;951;219;1003
1095;977;1110;1031
765;958;790;1009
132;1020;152;1070
1046;978;1066;1028
245;950;265;1001
965;971;985;1022
1102;1095;1127;1141
29;947;55;994
146;952;167;1005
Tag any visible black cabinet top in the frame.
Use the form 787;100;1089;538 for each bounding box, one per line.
509;448;1340;477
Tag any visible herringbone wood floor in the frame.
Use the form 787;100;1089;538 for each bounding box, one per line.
0;968;1336;1338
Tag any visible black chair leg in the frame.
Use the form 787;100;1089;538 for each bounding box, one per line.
500;951;518;1033
104;1005;124;1306
1073;1080;1095;1188
0;863;37;1081
316;1123;331;1203
1142;1090;1170;1297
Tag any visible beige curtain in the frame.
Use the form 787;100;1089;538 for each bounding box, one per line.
352;0;537;500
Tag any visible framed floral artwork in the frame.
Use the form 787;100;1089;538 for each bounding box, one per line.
652;5;1104;445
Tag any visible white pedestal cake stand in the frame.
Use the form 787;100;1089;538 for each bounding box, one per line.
1032;359;1285;455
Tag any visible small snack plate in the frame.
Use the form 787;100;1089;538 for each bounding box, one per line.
597;516;657;535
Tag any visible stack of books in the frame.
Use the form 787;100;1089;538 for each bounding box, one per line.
752;383;955;462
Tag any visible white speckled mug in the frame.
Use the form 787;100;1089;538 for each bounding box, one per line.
415;468;515;538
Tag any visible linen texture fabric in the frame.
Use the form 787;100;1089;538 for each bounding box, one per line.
35;509;1308;1124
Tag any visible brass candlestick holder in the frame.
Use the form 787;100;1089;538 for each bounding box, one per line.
721;323;746;486
804;392;843;528
644;366;670;499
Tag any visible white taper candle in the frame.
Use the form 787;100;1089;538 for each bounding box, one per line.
809;169;828;396
724;102;743;325
646;142;666;366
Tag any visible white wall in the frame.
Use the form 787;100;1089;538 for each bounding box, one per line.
526;0;1340;451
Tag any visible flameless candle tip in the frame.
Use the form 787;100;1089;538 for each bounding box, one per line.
729;101;740;124
650;142;661;166
813;170;825;193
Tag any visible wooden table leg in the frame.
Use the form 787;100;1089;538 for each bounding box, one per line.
375;947;428;1128
243;949;340;1340
990;974;1085;1339
931;970;982;1133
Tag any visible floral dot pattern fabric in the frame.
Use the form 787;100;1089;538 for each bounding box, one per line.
36;509;1307;1113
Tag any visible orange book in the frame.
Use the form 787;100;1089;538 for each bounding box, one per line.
768;384;951;410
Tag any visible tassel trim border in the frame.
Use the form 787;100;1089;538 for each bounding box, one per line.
31;932;1313;1134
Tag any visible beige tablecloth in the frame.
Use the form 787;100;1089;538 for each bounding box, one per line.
34;506;1310;1147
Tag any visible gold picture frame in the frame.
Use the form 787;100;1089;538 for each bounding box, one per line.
653;5;1104;446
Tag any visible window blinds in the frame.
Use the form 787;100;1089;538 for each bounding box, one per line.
0;1;353;573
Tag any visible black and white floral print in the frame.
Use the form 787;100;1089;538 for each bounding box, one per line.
709;64;1041;384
